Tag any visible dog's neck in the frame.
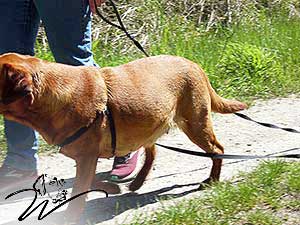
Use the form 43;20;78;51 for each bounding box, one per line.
6;63;108;145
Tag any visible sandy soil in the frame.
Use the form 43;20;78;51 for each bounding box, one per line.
1;96;299;225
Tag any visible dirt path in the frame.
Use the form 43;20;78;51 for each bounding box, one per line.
1;96;300;225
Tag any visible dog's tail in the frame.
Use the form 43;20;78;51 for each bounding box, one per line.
207;78;247;114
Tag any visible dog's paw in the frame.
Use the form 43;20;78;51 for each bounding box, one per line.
92;181;121;194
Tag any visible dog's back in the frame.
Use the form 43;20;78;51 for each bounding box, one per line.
103;55;246;115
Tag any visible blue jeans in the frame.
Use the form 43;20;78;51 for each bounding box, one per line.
0;0;96;171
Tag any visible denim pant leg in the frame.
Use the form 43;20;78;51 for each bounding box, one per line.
0;0;40;171
34;0;97;66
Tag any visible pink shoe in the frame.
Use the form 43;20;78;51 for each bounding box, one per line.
109;148;142;183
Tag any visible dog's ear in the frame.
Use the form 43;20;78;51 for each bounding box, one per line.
1;63;34;105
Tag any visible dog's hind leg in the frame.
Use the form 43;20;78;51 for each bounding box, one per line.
129;145;156;191
178;109;224;186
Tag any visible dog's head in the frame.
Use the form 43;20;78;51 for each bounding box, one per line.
0;53;38;112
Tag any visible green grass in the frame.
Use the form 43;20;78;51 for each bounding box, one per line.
34;7;300;102
129;161;300;225
90;16;299;102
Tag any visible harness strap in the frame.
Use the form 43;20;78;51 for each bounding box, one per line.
104;106;117;155
58;111;103;147
58;107;117;154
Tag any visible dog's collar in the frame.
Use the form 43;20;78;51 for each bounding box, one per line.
58;106;117;155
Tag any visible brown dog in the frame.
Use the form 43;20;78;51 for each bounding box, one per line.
0;53;247;219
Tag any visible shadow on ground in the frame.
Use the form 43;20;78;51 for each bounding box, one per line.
1;176;201;225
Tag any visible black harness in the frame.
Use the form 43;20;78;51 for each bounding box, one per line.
57;106;117;155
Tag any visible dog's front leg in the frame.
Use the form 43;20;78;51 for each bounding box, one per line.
65;155;97;222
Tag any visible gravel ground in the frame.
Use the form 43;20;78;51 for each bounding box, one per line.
1;96;299;225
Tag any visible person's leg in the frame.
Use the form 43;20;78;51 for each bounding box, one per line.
0;0;40;174
34;0;140;182
34;0;95;66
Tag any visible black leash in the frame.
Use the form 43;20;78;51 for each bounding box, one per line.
156;143;300;160
234;112;300;134
95;1;300;159
94;0;149;57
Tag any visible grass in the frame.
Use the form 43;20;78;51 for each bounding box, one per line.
128;161;300;225
34;10;300;102
90;15;300;101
